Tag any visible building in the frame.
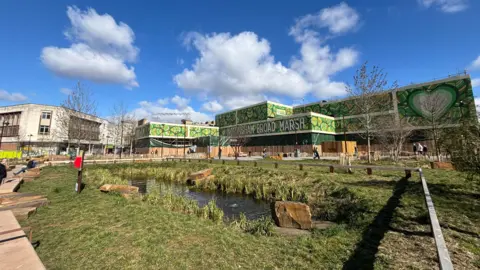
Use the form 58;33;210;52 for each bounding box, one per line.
135;119;219;155
135;74;477;156
0;104;115;155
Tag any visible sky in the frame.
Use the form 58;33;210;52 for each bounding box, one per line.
0;0;479;122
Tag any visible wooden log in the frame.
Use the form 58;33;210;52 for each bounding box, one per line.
11;207;37;221
1;195;46;206
329;166;334;173
0;198;49;211
0;193;40;199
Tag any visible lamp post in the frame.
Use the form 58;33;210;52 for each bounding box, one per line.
0;121;10;150
27;134;33;157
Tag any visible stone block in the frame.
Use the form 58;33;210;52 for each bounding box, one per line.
430;162;455;170
188;169;213;181
271;201;312;230
99;184;139;194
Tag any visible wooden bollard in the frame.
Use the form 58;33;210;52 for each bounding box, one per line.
198;159;201;163
254;161;257;167
222;160;225;165
209;159;213;164
113;160;117;164
275;162;278;168
188;159;191;162
367;168;373;175
236;160;240;166
329;166;334;173
405;169;412;179
299;164;303;170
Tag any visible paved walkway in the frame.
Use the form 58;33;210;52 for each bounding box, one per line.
0;211;45;270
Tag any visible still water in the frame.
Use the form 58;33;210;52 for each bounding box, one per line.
129;179;271;220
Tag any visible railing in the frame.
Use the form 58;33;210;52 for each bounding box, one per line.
47;157;454;269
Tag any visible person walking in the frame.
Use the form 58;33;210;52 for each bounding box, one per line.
416;144;423;156
413;143;417;156
0;159;7;185
262;148;267;159
218;147;222;159
423;144;428;157
313;147;320;160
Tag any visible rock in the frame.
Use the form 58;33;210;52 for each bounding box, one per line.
188;169;213;181
99;184;139;194
271;201;312;230
430;161;455;170
187;174;214;185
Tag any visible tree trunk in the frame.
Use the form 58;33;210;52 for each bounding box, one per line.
367;130;372;164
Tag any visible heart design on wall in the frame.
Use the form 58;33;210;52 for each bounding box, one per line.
408;85;457;119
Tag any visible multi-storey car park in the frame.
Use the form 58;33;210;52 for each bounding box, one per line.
135;74;477;157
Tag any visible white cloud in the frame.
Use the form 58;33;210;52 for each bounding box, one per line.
290;1;360;41
174;2;360;108
221;95;269;110
418;0;468;13
175;32;310;99
156;98;169;106
171;95;190;110
201;100;223;112
0;89;28;102
132;98;211;123
41;6;139;88
470;56;480;70
472;78;480;87
60;88;73;95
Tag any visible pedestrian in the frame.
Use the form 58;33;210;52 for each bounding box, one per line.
218;147;222;159
354;146;358;157
413;143;417;155
262;148;267;159
14;158;37;175
423;144;428;156
313;147;320;160
0;159;7;185
416;144;423;156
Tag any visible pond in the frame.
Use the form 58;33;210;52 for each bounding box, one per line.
129;179;271;220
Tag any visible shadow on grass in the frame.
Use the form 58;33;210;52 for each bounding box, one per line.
343;177;409;270
344;179;398;189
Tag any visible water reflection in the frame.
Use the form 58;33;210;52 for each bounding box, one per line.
128;179;271;220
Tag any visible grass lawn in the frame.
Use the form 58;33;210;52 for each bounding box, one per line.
19;162;479;269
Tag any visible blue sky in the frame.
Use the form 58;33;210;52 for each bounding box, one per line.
0;0;479;121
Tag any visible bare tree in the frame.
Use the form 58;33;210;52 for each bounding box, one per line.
230;135;250;160
418;91;453;161
111;102;137;158
346;62;397;163
376;115;414;162
56;81;98;153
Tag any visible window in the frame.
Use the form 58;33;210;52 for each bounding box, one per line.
41;112;51;119
39;125;50;134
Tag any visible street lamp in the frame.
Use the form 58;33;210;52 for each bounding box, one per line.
0;121;10;150
27;134;33;157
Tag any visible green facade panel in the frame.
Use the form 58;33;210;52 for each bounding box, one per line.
396;78;476;126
